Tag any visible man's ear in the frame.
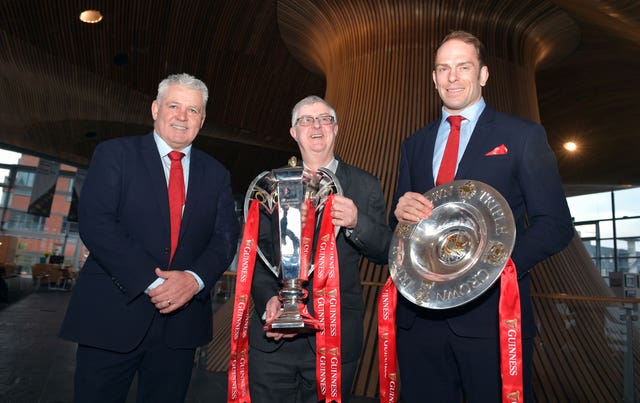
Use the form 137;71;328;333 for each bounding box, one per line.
151;100;158;120
480;65;489;87
289;127;297;141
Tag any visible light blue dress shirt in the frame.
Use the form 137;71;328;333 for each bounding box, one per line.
145;133;204;294
432;98;486;183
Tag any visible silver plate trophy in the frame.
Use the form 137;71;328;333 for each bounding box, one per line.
389;180;516;309
244;157;342;331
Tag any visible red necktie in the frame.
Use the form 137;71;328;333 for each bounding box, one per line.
168;151;185;262
436;115;465;186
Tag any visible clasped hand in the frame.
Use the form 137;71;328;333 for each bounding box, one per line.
148;268;199;314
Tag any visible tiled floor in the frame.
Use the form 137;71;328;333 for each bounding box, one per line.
0;277;375;403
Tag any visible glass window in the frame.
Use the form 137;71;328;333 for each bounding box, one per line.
575;222;597;239
614;187;640;218
615;218;640;239
567;191;612;221
0;168;10;186
5;210;45;232
598;220;614;239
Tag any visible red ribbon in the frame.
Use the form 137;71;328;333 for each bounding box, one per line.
228;200;259;403
499;258;523;402
377;258;523;403
299;199;316;281
314;195;342;402
377;277;398;403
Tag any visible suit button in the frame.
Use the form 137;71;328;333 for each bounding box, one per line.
163;247;170;254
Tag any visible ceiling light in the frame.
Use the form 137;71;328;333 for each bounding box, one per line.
563;141;578;152
79;10;103;24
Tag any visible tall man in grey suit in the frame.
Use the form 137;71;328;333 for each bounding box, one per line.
391;31;574;402
60;73;240;402
248;95;392;402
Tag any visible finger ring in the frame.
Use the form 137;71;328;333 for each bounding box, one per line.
167;299;172;306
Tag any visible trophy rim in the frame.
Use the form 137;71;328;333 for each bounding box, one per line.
389;180;516;309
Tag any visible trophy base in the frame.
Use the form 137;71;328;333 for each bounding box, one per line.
263;310;323;333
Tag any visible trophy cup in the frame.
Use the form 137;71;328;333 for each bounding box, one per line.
244;157;342;332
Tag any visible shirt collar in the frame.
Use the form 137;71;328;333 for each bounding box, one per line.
441;97;486;125
153;131;192;158
303;156;338;174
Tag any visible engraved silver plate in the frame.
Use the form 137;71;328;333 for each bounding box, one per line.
389;180;515;309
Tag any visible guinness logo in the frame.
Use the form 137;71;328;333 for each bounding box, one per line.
505;319;518;329
506;390;521;401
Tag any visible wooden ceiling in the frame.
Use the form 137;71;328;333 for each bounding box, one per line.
0;0;638;195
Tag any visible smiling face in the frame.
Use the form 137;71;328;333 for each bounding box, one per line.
289;101;338;169
432;38;489;114
151;84;206;150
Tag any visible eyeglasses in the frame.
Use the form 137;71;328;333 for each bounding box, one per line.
295;115;335;126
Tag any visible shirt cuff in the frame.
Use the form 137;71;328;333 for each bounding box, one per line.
185;270;205;293
144;277;165;294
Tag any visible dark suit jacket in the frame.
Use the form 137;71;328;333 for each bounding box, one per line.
391;105;574;338
60;133;239;352
249;158;392;364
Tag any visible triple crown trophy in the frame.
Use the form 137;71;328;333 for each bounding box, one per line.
244;157;342;332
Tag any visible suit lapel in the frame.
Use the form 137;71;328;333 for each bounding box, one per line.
334;157;351;193
423;122;439;188
456;107;496;180
180;149;202;238
140;134;171;232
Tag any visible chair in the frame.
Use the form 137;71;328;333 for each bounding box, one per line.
31;264;50;290
32;264;64;290
56;267;77;290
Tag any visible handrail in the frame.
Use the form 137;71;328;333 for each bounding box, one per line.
222;272;640;305
530;292;640;304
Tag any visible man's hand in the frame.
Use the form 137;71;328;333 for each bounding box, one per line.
148;268;199;314
394;192;434;224
330;194;358;228
264;296;296;341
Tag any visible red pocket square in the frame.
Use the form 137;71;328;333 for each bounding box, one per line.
486;144;508;156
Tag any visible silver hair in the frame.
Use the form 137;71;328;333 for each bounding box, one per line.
291;95;338;127
156;73;209;109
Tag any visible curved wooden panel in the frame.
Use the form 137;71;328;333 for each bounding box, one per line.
272;1;631;399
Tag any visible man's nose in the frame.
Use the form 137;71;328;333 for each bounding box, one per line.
176;108;188;120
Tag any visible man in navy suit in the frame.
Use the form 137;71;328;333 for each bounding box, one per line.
391;31;574;402
248;96;392;402
60;73;240;402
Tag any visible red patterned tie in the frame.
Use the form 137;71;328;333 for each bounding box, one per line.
168;151;185;262
436;115;465;185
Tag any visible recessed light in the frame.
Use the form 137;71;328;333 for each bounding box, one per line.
79;10;103;24
563;141;578;152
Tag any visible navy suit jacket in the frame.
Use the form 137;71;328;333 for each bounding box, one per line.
249;158;392;363
391;106;574;338
60;133;239;352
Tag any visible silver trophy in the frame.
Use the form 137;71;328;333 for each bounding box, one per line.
244;157;342;332
389;180;516;309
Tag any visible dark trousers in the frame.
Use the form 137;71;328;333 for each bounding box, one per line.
397;317;534;403
249;335;358;403
73;313;196;403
